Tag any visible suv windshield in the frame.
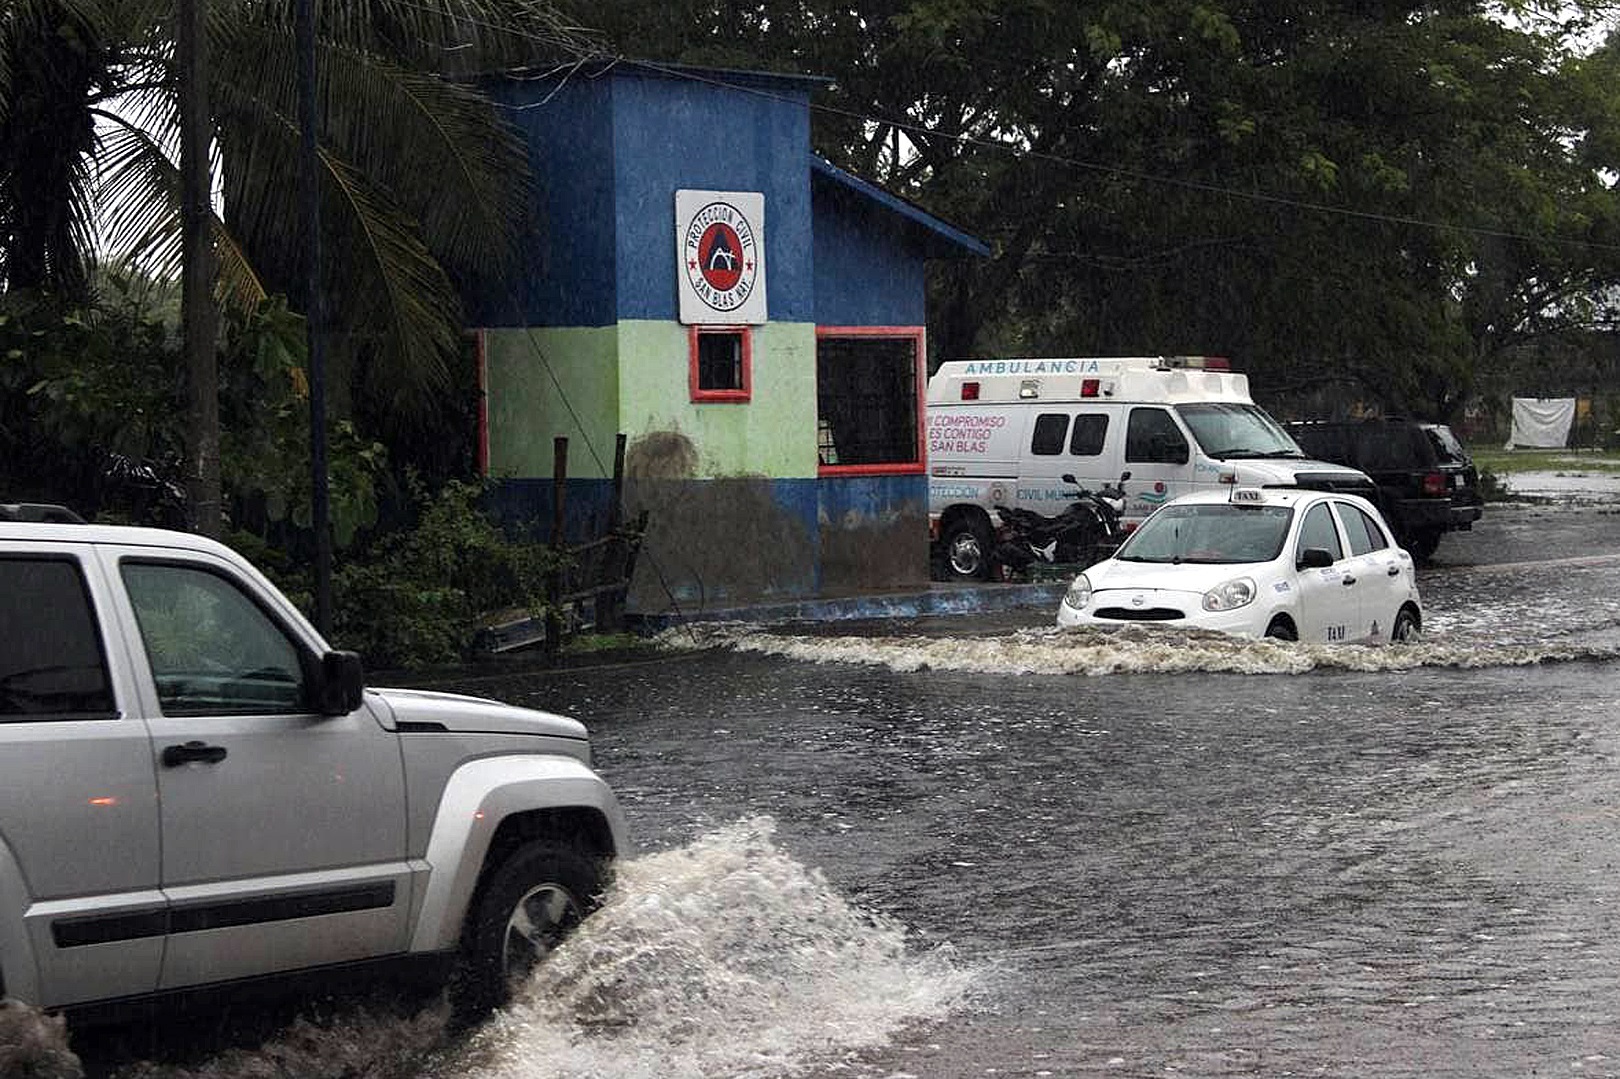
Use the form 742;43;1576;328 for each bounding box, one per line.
1176;403;1304;459
1116;503;1294;564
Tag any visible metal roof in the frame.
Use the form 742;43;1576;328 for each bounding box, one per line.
811;156;989;258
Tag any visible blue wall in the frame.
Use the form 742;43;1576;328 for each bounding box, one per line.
610;72;816;324
811;181;930;327
470;67;817;328
474;77;619;328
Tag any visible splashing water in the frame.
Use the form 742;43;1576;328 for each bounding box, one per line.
661;622;1620;676
440;817;977;1079
73;819;977;1079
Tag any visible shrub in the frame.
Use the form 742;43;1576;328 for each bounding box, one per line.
327;480;561;671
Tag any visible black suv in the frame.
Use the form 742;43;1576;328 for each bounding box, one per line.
1284;419;1484;559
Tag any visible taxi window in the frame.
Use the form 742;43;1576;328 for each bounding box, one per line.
1031;414;1069;456
1337;503;1389;554
1296;502;1343;562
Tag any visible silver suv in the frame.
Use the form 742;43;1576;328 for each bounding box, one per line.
0;510;627;1022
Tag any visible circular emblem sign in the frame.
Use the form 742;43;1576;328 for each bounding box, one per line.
684;201;759;313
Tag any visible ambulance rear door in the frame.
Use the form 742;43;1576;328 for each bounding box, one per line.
1013;406;1123;511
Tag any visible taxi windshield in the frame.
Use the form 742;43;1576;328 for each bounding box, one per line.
1117;503;1294;564
1177;403;1303;459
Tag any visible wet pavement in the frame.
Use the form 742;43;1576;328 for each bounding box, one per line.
60;500;1620;1078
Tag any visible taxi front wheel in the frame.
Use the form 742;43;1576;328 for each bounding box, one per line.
1392;608;1420;642
1263;617;1297;642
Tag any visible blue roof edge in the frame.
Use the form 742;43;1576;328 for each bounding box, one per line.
811;156;989;258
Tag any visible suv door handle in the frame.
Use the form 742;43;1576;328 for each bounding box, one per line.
1341;575;1357;586
1387;565;1401;576
161;741;228;767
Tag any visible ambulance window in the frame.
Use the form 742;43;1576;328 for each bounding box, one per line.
1126;408;1188;464
1031;414;1070;455
1296;502;1343;563
1069;414;1108;456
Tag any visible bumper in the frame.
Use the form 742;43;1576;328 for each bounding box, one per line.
1056;589;1267;637
1393;497;1483;533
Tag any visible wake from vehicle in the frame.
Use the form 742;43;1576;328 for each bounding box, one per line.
440;817;976;1079
76;819;976;1079
661;622;1620;676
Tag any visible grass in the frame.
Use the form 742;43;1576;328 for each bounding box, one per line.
1471;447;1620;475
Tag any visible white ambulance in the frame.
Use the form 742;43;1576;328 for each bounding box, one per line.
926;356;1374;579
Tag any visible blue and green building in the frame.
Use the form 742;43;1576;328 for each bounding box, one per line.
468;62;985;614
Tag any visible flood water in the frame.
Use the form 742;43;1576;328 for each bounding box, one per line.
47;503;1620;1078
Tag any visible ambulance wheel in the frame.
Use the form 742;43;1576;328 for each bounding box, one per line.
942;517;994;581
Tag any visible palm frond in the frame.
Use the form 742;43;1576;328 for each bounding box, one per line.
214;26;531;284
93;107;264;313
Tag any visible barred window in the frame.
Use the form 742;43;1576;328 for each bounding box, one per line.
815;331;922;468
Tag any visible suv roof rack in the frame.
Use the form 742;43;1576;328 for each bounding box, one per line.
0;503;87;524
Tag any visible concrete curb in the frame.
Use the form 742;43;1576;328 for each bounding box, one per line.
627;580;1070;631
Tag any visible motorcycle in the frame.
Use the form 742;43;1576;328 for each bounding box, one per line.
991;471;1131;579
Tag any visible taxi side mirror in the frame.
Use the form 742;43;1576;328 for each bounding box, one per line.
1297;547;1334;570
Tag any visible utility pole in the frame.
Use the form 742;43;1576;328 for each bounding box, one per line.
297;0;333;634
179;0;219;537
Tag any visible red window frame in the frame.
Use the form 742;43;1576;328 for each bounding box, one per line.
814;326;927;477
688;325;753;403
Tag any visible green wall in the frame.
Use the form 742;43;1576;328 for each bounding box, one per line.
482;327;620;479
616;321;819;479
483;320;820;481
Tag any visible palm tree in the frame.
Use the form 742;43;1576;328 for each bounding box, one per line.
0;0;600;525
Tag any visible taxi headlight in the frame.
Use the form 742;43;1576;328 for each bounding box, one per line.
1062;574;1092;611
1202;577;1257;612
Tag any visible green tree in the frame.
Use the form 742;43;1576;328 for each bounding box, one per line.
567;0;1620;420
0;0;600;527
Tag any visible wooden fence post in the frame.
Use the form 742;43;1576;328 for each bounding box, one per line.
546;436;568;660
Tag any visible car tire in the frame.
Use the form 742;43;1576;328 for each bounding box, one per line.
1391;606;1420;643
451;839;603;1025
1405;528;1441;561
941;516;994;581
1264;617;1297;642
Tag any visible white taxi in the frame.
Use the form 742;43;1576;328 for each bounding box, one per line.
1056;487;1422;643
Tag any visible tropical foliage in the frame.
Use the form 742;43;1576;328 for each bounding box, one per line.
0;0;600;440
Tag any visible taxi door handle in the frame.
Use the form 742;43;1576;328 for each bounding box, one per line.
1387;565;1401;576
1341;574;1357;586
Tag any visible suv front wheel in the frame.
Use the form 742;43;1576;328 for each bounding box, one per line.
452;839;604;1023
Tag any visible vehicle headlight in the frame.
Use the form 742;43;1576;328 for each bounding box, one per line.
1062;574;1092;611
1202;577;1257;612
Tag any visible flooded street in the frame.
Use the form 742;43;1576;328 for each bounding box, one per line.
66;502;1620;1078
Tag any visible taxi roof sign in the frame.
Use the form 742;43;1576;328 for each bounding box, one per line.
1229;487;1267;505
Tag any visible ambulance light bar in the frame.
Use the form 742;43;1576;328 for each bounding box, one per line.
1155;356;1231;371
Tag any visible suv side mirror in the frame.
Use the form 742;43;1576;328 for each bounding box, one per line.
316;650;365;715
1297;547;1334;570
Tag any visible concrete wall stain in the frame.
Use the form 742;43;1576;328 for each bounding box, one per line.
625;430;700;481
624;475;818;612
